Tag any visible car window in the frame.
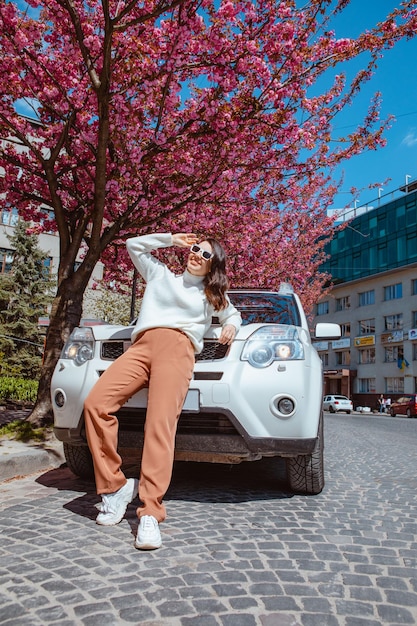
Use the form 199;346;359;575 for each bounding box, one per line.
228;293;301;326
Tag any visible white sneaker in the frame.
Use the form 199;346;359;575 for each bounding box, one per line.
135;515;162;550
96;478;138;526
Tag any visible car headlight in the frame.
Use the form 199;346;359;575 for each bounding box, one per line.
61;327;95;365
241;325;304;368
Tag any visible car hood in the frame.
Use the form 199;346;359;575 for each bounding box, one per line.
86;323;311;343
87;324;133;340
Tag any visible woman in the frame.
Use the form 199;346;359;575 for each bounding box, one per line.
84;232;241;550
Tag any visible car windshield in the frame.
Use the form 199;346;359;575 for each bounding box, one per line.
228;292;301;326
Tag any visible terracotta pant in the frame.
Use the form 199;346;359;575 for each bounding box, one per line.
84;328;195;522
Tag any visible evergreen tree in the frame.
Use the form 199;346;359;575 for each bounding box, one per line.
0;221;55;379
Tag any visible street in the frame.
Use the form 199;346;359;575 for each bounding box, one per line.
1;413;417;626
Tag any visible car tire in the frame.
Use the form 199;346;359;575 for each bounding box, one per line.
285;415;324;495
390;409;396;417
406;409;412;418
63;443;95;479
329;406;335;413
346;410;351;414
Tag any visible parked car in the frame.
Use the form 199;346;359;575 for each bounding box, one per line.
52;286;340;495
323;395;353;414
389;394;417;418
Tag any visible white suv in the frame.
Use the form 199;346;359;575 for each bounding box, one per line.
52;286;340;495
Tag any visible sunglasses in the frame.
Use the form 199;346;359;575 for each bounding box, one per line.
190;244;213;261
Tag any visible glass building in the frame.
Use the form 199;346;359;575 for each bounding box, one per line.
323;188;417;283
314;185;417;411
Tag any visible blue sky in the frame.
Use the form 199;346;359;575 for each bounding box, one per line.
324;1;417;210
12;0;417;211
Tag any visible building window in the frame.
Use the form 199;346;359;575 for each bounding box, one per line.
358;378;376;393
385;377;404;394
38;209;56;234
384;283;402;301
340;323;351;337
412;279;417;296
412;311;417;327
1;207;19;227
43;257;53;278
384;314;403;331
358;319;375;335
384;346;403;363
413;344;417;361
336;296;350;311
358;348;375;364
335;351;350;366
317;301;329;315
0;248;14;274
358;290;375;306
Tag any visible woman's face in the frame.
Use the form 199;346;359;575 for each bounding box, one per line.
187;240;213;276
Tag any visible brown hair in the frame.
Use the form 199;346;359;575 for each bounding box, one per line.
203;238;229;310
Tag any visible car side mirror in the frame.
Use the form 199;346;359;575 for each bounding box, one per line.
314;323;341;340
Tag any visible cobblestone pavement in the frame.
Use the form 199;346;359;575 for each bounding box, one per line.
1;413;417;626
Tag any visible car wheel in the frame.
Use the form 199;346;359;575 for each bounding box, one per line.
390;409;396;417
63;443;94;479
346;410;351;414
285;415;324;495
329;406;335;413
406;409;412;418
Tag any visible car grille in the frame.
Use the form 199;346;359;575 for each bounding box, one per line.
101;339;229;361
117;409;237;435
102;341;124;360
196;341;229;361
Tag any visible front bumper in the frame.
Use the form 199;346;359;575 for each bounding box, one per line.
54;404;319;464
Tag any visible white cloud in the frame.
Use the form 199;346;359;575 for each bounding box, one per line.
402;129;417;147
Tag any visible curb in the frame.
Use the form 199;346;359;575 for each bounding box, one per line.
0;436;65;482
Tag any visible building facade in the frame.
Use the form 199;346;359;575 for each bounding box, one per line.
314;185;417;410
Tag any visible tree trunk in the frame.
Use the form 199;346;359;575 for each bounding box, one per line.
27;277;85;426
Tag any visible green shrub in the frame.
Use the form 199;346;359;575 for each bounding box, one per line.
0;376;38;404
0;419;46;442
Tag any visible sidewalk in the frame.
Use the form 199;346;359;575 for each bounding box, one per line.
0;436;65;482
0;406;65;482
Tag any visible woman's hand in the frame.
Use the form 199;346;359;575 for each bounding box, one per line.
172;233;198;248
218;324;237;345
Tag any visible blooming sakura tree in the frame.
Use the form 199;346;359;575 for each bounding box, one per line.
1;0;416;423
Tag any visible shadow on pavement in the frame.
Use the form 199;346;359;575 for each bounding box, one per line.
167;456;292;502
36;455;292;522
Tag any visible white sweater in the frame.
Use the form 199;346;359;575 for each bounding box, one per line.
126;233;242;353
